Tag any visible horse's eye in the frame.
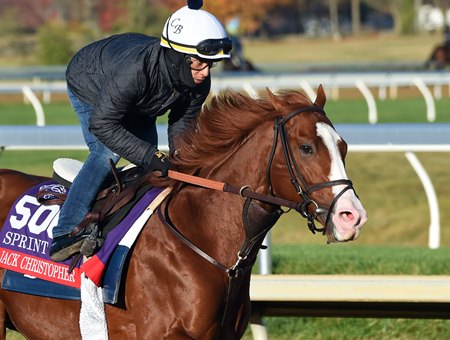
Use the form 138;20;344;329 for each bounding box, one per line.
300;144;313;155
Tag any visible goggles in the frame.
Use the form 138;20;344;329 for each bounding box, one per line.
186;56;218;71
196;38;233;56
162;36;232;58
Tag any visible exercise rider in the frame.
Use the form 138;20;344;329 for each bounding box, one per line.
49;0;232;261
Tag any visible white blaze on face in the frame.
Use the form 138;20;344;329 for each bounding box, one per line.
315;122;368;242
316;122;347;194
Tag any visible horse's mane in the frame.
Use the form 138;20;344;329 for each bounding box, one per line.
172;89;312;173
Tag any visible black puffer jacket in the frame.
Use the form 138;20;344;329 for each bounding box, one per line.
66;32;210;167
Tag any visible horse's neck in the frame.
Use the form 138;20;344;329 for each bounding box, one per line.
170;128;273;267
167;186;243;267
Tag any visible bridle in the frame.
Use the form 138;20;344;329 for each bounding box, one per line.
163;106;357;239
266;106;354;234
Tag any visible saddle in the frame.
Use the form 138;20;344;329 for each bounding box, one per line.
37;158;153;259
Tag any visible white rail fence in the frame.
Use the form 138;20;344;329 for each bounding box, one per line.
249;274;450;340
0;71;449;125
213;72;450;124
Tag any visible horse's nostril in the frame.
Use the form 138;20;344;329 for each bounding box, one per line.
339;210;355;222
338;210;364;228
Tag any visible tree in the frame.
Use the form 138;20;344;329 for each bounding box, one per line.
0;7;22;35
98;0;127;32
36;21;73;64
351;0;361;35
123;0;171;35
3;0;58;32
329;0;341;39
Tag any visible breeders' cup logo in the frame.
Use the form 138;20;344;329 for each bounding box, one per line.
39;183;66;201
170;18;183;34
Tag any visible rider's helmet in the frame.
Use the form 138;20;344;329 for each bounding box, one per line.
161;2;232;60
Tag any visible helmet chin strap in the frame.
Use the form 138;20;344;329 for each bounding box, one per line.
179;55;196;88
163;13;196;89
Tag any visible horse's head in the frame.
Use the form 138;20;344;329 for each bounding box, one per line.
172;86;367;243
266;85;367;243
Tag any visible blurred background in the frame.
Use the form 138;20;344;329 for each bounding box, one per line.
0;0;449;69
1;1;450;339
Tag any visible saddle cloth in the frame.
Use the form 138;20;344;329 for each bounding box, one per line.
0;161;171;304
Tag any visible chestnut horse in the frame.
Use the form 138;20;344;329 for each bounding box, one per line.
0;86;367;339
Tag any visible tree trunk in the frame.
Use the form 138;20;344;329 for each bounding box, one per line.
352;0;361;35
329;0;341;40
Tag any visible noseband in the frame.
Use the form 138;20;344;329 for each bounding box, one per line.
265;106;354;234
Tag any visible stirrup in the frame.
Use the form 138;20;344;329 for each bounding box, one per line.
80;224;102;257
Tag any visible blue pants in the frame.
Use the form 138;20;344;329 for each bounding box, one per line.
53;90;159;237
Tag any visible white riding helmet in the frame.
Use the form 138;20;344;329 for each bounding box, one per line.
161;6;232;60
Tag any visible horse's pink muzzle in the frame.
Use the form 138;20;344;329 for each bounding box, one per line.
326;190;368;243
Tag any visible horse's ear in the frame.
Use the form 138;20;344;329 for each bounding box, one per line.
314;84;326;108
266;87;284;111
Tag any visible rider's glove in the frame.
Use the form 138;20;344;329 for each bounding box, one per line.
145;150;171;177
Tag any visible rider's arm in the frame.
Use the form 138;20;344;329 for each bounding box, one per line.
88;69;157;167
167;77;211;151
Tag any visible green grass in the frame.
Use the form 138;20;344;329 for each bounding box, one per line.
0;150;89;175
0;102;76;125
269;244;450;275
245;318;450;340
326;97;450;123
243;33;443;65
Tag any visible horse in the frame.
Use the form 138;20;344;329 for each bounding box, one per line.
425;43;450;69
0;85;367;339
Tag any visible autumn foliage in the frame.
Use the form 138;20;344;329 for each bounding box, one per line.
0;0;296;35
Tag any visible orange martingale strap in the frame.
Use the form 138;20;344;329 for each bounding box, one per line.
168;170;225;191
